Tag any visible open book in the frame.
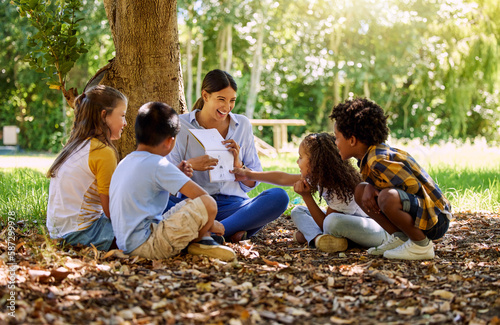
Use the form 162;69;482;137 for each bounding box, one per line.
188;128;235;182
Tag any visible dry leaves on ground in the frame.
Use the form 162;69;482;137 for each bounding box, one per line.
1;212;499;324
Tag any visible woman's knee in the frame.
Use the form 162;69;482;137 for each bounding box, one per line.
265;187;290;209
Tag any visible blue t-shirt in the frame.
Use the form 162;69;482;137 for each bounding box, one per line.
110;151;189;253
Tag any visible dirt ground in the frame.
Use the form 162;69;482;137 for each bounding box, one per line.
1;212;499;325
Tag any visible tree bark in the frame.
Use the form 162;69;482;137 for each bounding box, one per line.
101;0;186;158
245;24;264;118
225;24;232;72
186;28;193;110
196;33;203;102
218;26;226;69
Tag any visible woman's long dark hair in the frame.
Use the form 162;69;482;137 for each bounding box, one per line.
303;133;362;204
47;85;127;178
192;69;237;111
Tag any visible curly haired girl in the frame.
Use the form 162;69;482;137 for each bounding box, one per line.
232;132;389;253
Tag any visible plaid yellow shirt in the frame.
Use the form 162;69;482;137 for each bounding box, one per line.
359;144;451;230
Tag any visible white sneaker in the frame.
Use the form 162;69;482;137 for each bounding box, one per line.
315;234;348;253
383;239;435;260
367;235;405;256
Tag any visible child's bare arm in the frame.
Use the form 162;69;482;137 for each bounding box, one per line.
361;183;380;213
178;180;209;199
231;168;300;186
99;194;111;218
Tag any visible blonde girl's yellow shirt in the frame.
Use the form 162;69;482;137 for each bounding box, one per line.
359;144;452;231
47;138;117;238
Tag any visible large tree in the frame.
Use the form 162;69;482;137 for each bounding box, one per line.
100;0;186;157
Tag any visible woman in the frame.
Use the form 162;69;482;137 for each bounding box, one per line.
167;69;289;242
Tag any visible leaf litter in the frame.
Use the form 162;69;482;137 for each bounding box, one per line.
1;212;499;324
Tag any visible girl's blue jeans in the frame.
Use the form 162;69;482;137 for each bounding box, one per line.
167;187;289;237
291;205;390;248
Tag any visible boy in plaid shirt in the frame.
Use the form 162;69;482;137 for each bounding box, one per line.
329;98;452;260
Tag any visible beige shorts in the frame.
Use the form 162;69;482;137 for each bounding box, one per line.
130;197;208;259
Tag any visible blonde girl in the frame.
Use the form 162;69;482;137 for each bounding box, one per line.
232;132;389;253
46;85;127;251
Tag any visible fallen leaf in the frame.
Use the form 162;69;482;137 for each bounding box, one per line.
431;290;455;300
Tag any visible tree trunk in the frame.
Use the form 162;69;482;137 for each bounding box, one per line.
363;77;370;99
186;28;193;110
225;24;232;72
245;24;264;118
218;26;226;69
101;0;186;158
196;34;203;101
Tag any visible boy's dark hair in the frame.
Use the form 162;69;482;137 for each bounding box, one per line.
135;102;180;146
303;133;362;204
329;98;389;146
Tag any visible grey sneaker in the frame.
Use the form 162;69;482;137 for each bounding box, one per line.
383;239;435;260
315;234;348;253
367;235;405;256
187;239;236;261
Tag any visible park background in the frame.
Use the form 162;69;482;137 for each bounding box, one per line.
1;1;500;324
1;0;499;219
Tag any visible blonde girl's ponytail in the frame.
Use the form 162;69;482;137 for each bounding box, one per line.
191;69;238;111
47;85;127;178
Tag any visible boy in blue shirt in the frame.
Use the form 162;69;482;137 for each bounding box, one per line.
110;102;235;261
330;98;452;260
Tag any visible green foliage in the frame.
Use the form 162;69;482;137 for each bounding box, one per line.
179;0;500;145
1;0;112;152
3;0;500;151
12;0;88;89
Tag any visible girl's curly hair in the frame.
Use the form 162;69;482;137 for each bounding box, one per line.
329;97;389;146
303;133;362;204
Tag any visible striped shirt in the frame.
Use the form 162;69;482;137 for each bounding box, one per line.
359;143;451;230
47;138;117;238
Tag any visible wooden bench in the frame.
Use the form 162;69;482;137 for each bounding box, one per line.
250;119;306;155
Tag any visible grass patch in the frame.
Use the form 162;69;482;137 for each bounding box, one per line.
1;139;499;229
0;168;49;228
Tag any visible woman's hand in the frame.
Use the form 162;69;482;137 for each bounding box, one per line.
222;139;243;168
188;155;218;171
209;220;225;236
177;160;193;177
362;184;380;214
293;178;311;197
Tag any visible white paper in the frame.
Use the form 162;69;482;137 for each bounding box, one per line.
188;129;235;182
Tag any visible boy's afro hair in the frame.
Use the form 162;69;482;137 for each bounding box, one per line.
329;97;389;146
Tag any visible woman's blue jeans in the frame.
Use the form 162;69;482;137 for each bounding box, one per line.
167;187;289;237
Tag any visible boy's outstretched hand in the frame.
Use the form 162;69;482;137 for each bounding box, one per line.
209;220;225;236
177;160;194;177
231;167;250;182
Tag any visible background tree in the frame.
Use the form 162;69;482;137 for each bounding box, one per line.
3;0;499;152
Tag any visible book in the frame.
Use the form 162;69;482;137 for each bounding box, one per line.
188;128;235;182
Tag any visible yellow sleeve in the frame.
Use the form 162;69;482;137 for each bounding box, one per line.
88;138;118;195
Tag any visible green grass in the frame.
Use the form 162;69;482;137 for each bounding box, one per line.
0;168;49;229
1;140;499;229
